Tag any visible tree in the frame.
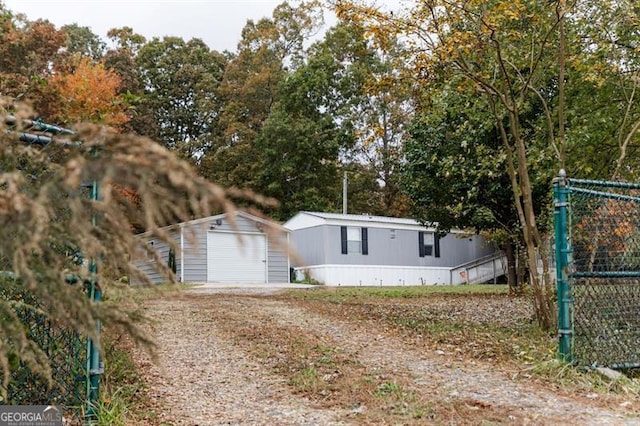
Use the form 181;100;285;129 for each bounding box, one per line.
0;3;264;402
0;9;66;110
336;0;566;328
49;56;129;127
135;36;227;160
337;0;640;329
61;23;105;60
254;20;412;217
404;80;554;291
0;98;258;402
564;0;640;180
301;21;413;216
103;27;153;135
342;29;412;217
200;1;323;189
255;63;352;219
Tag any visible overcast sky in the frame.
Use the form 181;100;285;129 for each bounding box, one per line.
3;0;319;53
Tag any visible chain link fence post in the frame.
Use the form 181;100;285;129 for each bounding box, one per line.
85;179;103;423
554;169;572;362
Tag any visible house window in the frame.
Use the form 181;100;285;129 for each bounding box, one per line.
419;232;440;258
341;226;368;255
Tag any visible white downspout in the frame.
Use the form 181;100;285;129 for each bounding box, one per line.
287;232;291;283
180;225;185;283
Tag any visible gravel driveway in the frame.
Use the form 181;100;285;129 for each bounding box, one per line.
132;286;639;425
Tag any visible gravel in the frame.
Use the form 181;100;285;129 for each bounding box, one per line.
131;287;640;425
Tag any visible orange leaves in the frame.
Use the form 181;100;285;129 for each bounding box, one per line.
576;197;638;254
49;57;129;128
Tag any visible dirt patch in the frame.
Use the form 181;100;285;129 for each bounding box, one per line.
131;289;640;425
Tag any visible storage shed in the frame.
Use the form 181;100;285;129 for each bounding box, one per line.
136;211;290;284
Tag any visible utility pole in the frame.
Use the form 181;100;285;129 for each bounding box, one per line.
342;171;348;214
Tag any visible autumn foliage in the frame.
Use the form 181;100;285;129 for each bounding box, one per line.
49;57;129;127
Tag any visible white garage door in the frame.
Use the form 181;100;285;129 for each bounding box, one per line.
207;231;267;282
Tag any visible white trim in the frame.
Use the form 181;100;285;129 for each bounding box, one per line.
206;230;264;236
287;232;291;283
136;210;289;237
265;233;269;283
299;263;452;271
179;225;185;283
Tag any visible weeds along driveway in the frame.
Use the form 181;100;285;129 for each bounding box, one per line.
133;288;640;425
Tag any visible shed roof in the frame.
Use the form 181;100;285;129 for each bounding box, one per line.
138;210;288;236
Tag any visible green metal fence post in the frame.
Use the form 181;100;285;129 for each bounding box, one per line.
86;179;103;423
554;169;572;362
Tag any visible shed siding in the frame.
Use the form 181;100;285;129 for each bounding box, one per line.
182;224;207;283
267;233;289;283
136;213;290;285
135;236;174;285
182;216;263;282
184;214;289;283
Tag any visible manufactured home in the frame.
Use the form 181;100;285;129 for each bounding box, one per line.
284;211;501;286
135;211;290;284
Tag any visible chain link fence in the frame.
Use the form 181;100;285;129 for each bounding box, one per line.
0;277;87;407
0;116;99;417
555;174;640;368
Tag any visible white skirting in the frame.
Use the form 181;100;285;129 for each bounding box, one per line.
295;264;467;286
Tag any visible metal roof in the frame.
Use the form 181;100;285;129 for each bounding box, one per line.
299;211;428;226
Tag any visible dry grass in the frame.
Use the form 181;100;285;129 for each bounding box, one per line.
204;294;518;424
129;287;639;424
283;286;640;405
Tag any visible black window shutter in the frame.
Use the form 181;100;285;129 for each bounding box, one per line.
341;226;348;254
418;232;425;257
434;234;441;258
361;227;368;255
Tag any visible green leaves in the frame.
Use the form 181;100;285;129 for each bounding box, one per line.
136;37;227;160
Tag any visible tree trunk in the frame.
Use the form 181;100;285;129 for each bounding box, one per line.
505;239;518;293
516;244;528;287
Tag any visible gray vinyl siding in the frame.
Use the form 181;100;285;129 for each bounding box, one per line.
136;213;290;285
182;216;258;282
320;225;494;267
267;233;289;283
135;236;174;285
289;226;326;267
184;215;290;283
181;224;207;283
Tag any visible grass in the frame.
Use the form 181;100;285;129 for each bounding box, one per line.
215;312;443;423
92;282;171;425
286;284;509;302
283;284;640;402
92;332;149;426
289;366;319;392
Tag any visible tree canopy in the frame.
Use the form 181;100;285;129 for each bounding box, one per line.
0;0;639;336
